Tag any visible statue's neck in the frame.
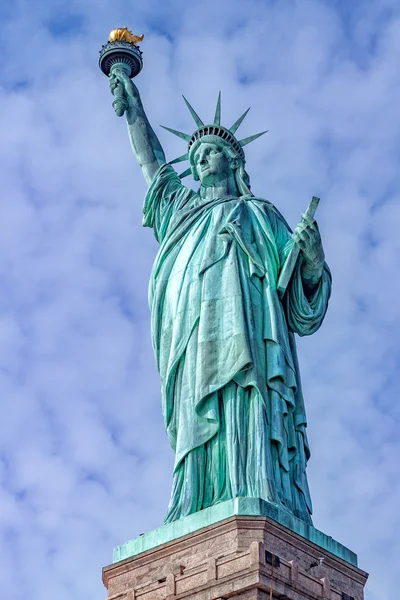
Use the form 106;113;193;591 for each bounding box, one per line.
201;177;240;201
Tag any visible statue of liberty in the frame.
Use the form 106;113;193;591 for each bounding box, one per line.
109;70;331;526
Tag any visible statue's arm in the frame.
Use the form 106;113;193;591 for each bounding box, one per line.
272;209;331;335
110;69;166;186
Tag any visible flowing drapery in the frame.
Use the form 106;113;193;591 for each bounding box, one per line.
143;165;331;524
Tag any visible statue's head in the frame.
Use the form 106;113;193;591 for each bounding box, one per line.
161;93;267;195
191;140;251;198
192;142;233;184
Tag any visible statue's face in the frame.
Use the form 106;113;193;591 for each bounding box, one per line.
193;142;232;185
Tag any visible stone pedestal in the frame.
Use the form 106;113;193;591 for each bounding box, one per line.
103;515;368;600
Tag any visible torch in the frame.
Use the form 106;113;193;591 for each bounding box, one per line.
99;27;144;117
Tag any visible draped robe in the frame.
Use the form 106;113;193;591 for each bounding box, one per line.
143;164;331;524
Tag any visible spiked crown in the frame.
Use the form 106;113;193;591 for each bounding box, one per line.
161;93;268;179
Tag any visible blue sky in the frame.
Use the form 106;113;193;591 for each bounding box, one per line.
0;1;399;599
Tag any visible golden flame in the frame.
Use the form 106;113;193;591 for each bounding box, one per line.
109;27;144;45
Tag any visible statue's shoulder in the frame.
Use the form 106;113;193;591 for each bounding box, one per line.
251;197;292;232
150;163;197;199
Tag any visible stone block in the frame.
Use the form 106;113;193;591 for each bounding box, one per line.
103;515;368;600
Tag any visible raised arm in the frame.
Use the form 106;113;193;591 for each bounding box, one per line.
110;69;166;186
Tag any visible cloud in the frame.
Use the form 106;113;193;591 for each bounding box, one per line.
0;1;399;599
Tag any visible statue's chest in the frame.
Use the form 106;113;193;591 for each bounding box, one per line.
168;198;272;280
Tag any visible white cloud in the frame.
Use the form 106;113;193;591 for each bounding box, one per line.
0;1;399;599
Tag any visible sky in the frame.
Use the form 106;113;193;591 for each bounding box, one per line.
0;0;399;598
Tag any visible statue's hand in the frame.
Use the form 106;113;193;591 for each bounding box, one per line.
292;213;325;281
109;68;140;108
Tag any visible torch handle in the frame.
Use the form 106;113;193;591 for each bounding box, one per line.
112;81;128;117
100;45;143;117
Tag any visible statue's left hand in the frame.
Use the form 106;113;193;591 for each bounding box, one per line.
292;213;325;278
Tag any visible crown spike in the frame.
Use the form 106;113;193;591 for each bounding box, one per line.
179;167;192;179
160;125;191;142
214;92;221;125
239;130;268;147
182;96;204;128
169;153;189;165
229;107;251;135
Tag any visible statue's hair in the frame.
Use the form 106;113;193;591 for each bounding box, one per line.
196;142;253;200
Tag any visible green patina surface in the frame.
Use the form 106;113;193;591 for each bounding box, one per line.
113;497;357;567
105;63;334;534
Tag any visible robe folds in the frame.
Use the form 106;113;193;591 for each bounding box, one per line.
143;164;331;524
